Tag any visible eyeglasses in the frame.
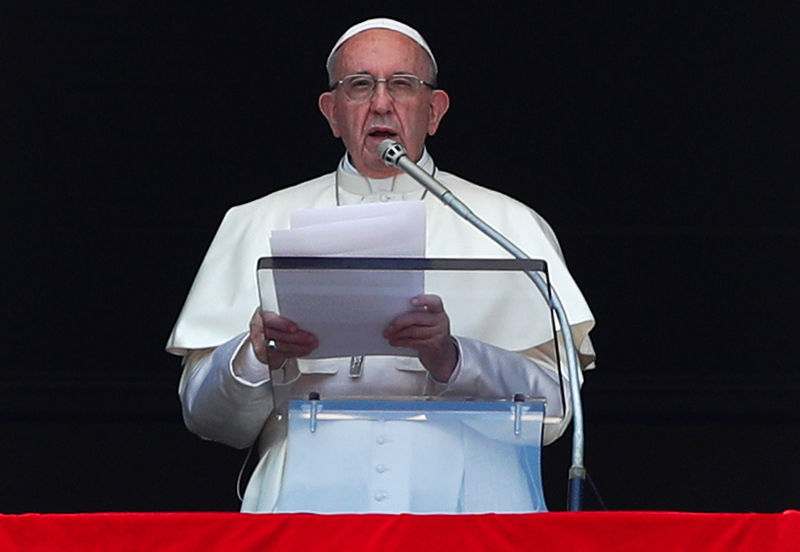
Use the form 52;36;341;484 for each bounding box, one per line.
331;73;435;103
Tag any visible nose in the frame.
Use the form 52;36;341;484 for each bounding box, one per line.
370;81;393;113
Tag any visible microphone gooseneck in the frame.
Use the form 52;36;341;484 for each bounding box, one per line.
379;139;588;511
378;140;455;201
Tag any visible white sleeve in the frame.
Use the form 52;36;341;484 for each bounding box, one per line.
178;333;275;449
431;336;574;445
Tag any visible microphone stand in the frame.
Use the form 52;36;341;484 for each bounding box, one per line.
379;140;586;511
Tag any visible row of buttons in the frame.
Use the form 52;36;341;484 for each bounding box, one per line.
375;432;391;502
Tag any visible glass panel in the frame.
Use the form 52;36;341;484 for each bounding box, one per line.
257;257;559;360
274;399;547;514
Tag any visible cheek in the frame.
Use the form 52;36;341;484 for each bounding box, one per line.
403;106;432;138
336;107;367;141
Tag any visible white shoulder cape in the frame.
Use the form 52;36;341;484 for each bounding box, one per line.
166;165;595;363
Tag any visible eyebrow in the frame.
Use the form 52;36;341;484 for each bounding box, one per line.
344;71;417;77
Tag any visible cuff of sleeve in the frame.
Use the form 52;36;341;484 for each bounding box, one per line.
427;337;465;393
231;335;271;386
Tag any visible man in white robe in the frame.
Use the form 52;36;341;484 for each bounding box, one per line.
167;18;596;513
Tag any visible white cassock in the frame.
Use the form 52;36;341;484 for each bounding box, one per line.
167;153;596;513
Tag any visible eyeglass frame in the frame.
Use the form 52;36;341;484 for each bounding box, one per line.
329;73;437;103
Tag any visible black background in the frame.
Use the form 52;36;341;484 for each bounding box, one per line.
4;2;798;513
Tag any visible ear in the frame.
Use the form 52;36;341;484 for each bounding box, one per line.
427;89;450;136
318;92;340;137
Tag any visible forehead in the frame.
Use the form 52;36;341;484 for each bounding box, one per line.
334;29;429;76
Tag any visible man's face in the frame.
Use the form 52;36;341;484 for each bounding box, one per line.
319;29;450;178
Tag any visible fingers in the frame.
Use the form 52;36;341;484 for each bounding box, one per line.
385;294;446;339
410;294;444;313
384;318;442;344
383;294;457;382
249;309;318;365
384;294;449;349
249;311;271;363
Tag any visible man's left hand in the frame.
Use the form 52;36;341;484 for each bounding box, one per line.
383;294;458;382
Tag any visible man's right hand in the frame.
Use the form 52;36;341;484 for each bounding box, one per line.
249;309;319;367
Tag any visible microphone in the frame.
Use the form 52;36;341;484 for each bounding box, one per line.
378;139;588;511
379;140;488;222
378;139;549;258
378;140;451;199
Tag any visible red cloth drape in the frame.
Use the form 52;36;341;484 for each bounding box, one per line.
2;511;799;552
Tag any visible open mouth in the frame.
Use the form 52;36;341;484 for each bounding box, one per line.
368;129;398;140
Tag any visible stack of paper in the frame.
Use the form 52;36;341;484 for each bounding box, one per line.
267;201;426;358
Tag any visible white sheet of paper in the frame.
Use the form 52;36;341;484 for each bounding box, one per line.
289;201;423;228
270;212;421;257
267;201;426;358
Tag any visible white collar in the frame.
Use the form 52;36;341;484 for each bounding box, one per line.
335;150;435;205
341;148;432;192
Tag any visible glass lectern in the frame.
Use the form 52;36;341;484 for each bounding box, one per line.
257;257;564;513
